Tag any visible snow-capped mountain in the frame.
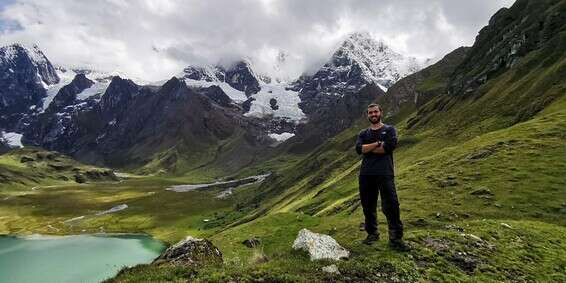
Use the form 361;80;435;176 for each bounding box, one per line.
180;60;306;142
41;67;117;113
176;32;425;145
0;43;59;86
1;32;424;169
292;32;423;97
0;43;60;130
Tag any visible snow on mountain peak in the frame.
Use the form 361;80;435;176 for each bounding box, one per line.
0;43;60;86
41;67;115;111
331;32;422;90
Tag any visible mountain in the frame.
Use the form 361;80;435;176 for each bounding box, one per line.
0;44;59;130
179;33;425;153
293;32;422;96
1;33;424;174
23;75;274;173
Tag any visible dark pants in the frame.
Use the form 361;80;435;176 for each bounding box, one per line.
358;175;404;240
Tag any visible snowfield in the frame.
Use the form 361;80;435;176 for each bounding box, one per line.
244;83;306;122
1;132;24;148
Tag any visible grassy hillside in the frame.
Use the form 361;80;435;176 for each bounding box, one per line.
0;147;119;190
109;0;566;281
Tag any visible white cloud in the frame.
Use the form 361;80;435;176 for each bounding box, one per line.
0;0;515;81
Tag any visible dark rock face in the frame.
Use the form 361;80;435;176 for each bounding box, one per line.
153;236;223;267
269;98;279;110
99;76;140;117
242;97;255;112
181;60;261;97
47;73;94;113
199;85;233;107
449;0;566;95
182;65;224;82
223;61;261;95
0;44;59;130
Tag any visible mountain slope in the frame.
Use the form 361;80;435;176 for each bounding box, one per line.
109;0;566;281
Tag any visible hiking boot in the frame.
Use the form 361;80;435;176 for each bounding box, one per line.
362;233;380;245
389;239;411;251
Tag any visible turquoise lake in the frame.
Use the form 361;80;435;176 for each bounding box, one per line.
0;234;165;283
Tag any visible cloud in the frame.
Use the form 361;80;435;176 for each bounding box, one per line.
0;0;515;81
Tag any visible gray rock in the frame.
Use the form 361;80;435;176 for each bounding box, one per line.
292;228;349;261
153;236;223;267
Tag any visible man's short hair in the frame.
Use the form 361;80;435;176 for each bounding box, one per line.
367;103;382;112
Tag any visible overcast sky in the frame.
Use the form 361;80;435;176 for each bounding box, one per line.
0;0;515;81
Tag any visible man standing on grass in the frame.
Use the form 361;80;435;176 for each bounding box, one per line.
355;103;409;251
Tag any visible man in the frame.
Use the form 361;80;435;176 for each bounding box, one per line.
355;103;409;251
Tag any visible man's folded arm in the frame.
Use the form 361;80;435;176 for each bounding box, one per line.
356;131;380;154
355;132;364;155
382;127;398;154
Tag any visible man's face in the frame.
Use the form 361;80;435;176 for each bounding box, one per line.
367;106;381;124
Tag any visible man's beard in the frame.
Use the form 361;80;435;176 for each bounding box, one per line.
368;115;381;124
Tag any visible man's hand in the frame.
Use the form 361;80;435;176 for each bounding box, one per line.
361;141;381;154
372;141;385;154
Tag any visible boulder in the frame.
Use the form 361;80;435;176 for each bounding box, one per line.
20;156;35;163
242;237;261;248
153;236;223;267
292;228;349;261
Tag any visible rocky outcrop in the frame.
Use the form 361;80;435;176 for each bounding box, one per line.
182;60;261;96
448;0;566;95
99;76;139;117
47;73;94;113
199;85;233;107
153;236;223;267
223;61;261;95
292;228;349;261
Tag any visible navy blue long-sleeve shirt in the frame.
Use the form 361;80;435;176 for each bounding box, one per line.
355;124;398;176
